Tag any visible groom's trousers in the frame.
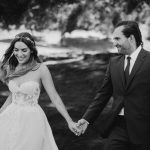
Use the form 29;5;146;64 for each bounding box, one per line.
104;116;150;150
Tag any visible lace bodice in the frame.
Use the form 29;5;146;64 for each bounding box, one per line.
8;80;40;106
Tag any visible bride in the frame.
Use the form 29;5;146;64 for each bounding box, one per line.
0;32;80;150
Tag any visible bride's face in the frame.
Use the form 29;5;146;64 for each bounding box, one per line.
13;41;31;65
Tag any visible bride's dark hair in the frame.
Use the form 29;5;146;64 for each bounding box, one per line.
1;32;41;71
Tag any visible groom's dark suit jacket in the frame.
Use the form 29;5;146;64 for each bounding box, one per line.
83;49;150;144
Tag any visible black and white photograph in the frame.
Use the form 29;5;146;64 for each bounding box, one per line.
0;0;150;150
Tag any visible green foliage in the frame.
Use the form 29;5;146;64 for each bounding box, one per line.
0;0;30;29
0;0;149;32
0;0;78;30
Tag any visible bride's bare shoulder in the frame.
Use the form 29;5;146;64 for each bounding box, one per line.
39;63;51;76
39;63;49;71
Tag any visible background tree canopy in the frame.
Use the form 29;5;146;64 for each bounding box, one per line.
0;0;149;33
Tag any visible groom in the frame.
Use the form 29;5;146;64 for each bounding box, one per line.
77;21;150;150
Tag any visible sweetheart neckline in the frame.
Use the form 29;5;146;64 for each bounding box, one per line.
9;80;40;88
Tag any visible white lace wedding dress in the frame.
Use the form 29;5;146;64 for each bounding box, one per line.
0;80;58;150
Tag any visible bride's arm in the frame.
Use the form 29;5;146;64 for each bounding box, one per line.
0;93;12;113
40;64;80;135
0;62;12;113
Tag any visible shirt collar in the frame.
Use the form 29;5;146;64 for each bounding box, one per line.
125;45;141;61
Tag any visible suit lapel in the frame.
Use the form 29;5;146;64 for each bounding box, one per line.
119;55;126;89
126;49;147;89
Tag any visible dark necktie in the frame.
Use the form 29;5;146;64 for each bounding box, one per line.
124;56;131;85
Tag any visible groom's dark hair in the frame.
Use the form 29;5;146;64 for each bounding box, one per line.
115;21;143;48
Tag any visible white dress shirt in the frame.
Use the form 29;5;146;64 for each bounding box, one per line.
119;46;141;115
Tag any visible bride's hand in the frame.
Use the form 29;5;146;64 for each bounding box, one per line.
68;121;81;136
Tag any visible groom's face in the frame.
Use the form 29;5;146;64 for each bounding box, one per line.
112;26;131;55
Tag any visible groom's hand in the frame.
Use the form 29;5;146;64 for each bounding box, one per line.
76;119;89;135
68;121;82;136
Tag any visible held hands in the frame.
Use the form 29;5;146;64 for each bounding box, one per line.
68;119;89;136
76;119;89;135
68;121;82;136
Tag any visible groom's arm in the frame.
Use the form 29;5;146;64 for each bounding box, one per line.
82;61;113;124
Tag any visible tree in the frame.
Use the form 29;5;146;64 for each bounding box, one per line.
0;0;30;29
